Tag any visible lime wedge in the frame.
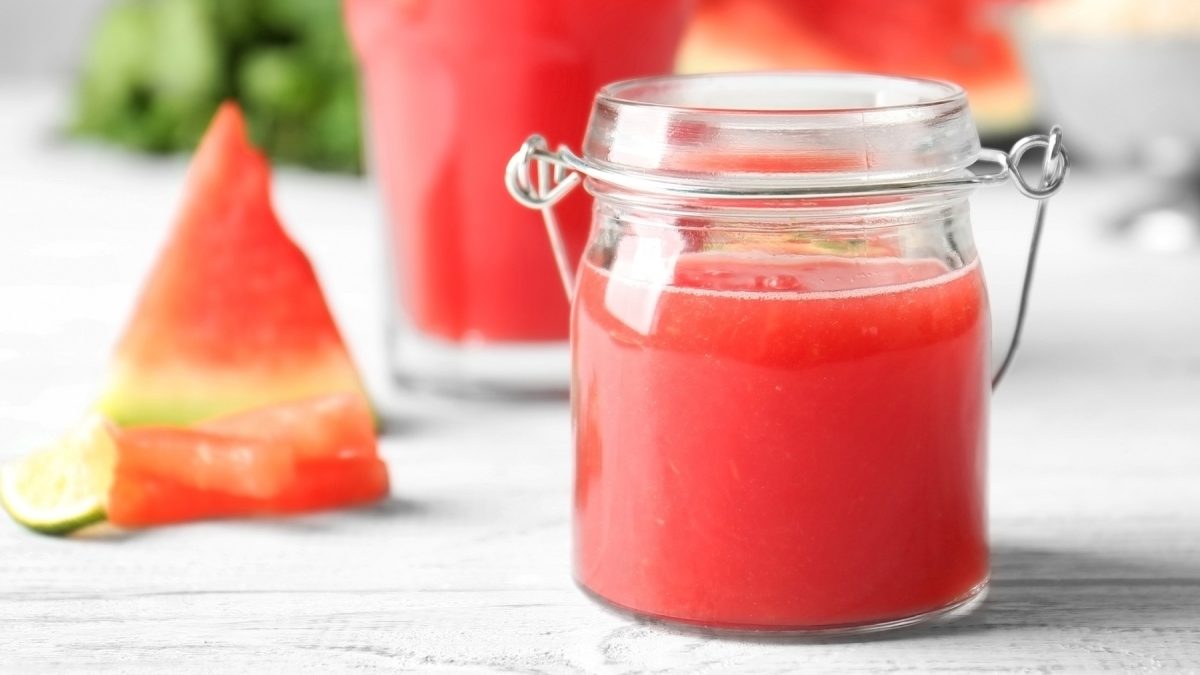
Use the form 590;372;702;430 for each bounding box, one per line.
1;415;116;535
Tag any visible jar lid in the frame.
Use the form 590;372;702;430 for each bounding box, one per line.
581;72;982;192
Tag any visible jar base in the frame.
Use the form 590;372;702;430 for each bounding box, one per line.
576;578;989;638
387;325;569;398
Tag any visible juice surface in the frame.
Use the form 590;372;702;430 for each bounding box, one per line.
572;252;990;629
346;0;691;342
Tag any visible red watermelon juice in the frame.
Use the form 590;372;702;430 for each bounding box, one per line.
344;0;692;343
572;251;990;629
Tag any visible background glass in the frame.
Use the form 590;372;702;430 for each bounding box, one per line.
345;0;694;395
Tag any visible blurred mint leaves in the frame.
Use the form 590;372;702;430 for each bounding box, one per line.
72;0;363;173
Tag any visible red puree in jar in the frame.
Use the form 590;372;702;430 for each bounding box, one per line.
345;0;691;342
572;252;990;629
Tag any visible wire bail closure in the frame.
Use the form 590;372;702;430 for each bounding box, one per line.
505;127;1070;389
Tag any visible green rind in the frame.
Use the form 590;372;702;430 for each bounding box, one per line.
96;388;382;431
95;396;234;428
370;403;383;434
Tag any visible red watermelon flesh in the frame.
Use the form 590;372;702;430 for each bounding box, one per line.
96;102;370;427
112;427;294;500
107;459;389;528
108;393;389;527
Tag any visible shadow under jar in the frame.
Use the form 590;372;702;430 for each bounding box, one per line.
567;73;995;634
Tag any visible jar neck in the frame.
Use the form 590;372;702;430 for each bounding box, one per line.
586;188;979;284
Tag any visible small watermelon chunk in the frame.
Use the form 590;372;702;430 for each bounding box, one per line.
96;102;370;427
108;393;389;527
114;427;293;500
107;471;259;527
107;458;390;528
198;392;376;462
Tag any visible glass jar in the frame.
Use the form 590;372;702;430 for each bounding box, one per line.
345;0;694;396
508;72;1067;634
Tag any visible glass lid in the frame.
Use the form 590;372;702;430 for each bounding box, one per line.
582;72;982;191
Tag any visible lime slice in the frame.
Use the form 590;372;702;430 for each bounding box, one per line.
1;414;116;535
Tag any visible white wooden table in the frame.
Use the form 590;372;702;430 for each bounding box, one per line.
3;84;1199;672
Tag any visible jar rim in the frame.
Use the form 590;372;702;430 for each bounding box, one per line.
582;71;983;192
597;71;967;116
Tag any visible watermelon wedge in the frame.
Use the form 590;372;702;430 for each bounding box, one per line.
676;0;1033;135
108;393;389;527
96;102;370;427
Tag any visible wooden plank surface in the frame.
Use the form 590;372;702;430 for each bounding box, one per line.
2;84;1198;672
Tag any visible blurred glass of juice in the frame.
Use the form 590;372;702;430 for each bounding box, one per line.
344;0;694;395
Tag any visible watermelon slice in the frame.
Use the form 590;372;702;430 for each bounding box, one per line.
108;393;388;527
676;0;1033;135
96;102;370;427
